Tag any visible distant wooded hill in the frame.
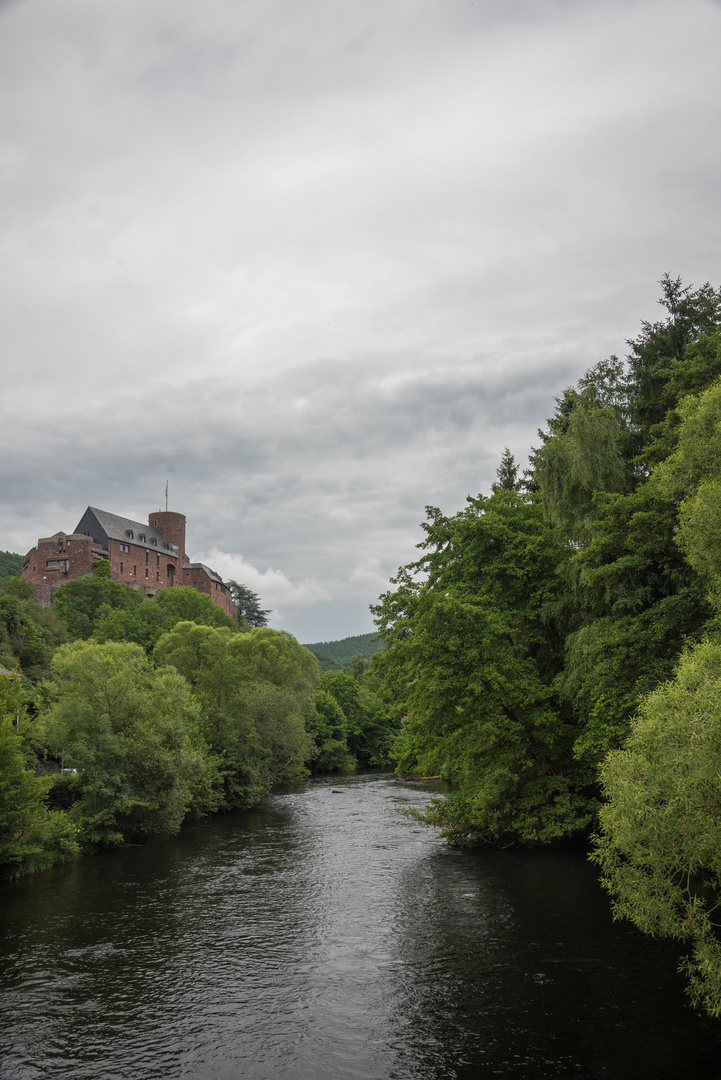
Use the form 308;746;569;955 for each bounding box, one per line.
303;632;384;672
0;551;21;581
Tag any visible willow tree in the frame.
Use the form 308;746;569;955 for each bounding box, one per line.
592;640;721;1017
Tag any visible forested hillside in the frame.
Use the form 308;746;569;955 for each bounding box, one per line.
303;632;384;672
373;274;721;1015
0;551;21;581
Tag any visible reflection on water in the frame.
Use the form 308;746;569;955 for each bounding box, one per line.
1;773;720;1079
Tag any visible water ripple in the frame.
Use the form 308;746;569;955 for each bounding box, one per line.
1;774;720;1079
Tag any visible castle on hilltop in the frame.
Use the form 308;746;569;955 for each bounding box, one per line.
22;506;237;619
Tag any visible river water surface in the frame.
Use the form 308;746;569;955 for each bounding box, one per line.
1;773;720;1079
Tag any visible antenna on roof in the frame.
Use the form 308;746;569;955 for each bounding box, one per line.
165;479;168;512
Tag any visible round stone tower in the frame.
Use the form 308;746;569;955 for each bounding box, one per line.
149;510;187;565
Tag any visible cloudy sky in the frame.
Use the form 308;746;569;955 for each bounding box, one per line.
2;0;721;642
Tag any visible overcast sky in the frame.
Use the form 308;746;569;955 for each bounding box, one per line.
2;0;721;642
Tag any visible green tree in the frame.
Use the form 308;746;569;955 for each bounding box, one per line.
154;622;266;808
491;447;521;493
532;287;721;759
152;585;239;630
40;640;217;846
319;669;396;768
155;624;317;802
592;639;721;1017
223;629;317;786
52;559;145;640
228;581;271;626
0;671;79;879
306;689;355;772
626;273;721;445
651;379;721;597
0;576;68;677
532;357;633;539
92;602;173;653
373;492;595;846
557;480;712;759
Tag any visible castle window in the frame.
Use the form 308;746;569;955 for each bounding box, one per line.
132;566;136;576
156;572;159;581
46;560;58;568
139;533;146;542
127;530;134;539
120;543;129;553
156;555;160;567
145;552;149;564
145;568;148;578
151;538;158;546
120;562;123;573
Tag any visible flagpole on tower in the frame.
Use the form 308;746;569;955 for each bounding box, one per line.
165;480;168;512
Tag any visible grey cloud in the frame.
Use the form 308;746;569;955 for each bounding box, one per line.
2;0;721;638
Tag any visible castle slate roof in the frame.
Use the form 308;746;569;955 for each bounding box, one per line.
75;507;179;558
184;561;225;584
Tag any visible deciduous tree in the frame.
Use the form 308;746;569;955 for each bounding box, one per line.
592;639;721;1017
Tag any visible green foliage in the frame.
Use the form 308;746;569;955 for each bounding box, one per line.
535;291;721;760
223;628;317;786
318;670;397;768
228;580;271;626
88;584;243;653
0;576;68;677
39;641;218;846
52;560;146;640
0;672;79;880
373;492;595;846
155;624;317;804
532;358;633;538
92;602;173;652
558;480;713;758
306;689;355;772
626;273;721;443
592;640;721;1017
650;380;721;602
152;585;240;629
0;551;22;582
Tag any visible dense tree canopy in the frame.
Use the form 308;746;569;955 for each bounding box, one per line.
0;669;80;880
373;487;595;845
155;624;317;804
52;558;147;640
368;274;721;1012
40;640;217;846
0;576;68;677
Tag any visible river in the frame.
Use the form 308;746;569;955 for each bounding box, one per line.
1;772;720;1079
